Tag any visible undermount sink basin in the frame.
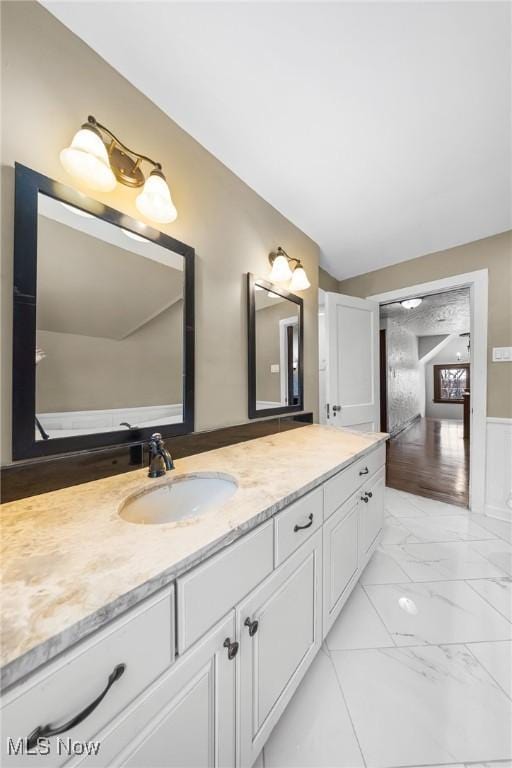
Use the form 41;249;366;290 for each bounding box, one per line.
119;473;238;525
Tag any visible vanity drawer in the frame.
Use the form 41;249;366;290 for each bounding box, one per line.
177;520;274;653
274;486;323;566
324;443;385;520
1;586;174;767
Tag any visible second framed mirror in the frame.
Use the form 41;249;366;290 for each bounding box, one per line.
247;274;304;419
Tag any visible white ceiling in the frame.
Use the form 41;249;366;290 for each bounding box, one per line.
44;1;511;279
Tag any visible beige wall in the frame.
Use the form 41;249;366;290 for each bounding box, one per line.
319;268;339;293
0;2;320;463
36;302;183;413
338;231;512;418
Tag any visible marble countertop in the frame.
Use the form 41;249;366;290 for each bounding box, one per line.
0;425;387;689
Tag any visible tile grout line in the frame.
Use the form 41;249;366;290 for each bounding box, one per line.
361;575;511;585
359;583;398;648
325;648;368;768
334;637;512;652
463;578;512;623
383;759;512;768
464;642;512;702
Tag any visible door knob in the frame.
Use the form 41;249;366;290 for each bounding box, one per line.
365;491;373;499
360;495;369;503
223;638;239;660
332;405;342;413
244;617;259;637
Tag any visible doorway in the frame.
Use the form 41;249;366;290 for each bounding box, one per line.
378;288;471;507
368;269;488;513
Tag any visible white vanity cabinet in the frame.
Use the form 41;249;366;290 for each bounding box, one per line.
322;493;360;637
359;466;385;560
237;530;322;767
1;587;175;768
2;441;386;768
88;613;237;768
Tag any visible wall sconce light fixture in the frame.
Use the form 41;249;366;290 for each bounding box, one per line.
268;246;311;291
60;116;177;224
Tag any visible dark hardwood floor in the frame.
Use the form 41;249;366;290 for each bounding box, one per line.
386;417;469;508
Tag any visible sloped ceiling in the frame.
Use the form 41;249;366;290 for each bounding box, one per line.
37;216;183;339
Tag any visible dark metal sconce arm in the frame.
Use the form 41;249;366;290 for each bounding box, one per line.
86;115;161;171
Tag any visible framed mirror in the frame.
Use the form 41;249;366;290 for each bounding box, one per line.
12;163;194;459
247;274;304;419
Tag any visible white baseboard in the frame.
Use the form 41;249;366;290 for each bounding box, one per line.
485;417;512;521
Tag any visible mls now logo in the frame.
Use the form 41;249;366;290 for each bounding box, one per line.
7;737;101;757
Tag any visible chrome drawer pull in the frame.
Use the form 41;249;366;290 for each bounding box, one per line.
294;513;313;532
26;663;126;750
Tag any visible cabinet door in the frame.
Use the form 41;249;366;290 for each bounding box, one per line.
237;530;322;767
322;494;359;638
359;467;385;557
86;614;237;768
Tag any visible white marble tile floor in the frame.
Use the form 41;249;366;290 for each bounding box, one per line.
261;488;512;768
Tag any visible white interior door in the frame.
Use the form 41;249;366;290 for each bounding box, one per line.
325;292;380;431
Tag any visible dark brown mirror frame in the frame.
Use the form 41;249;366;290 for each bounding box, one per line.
247;273;304;419
12;163;195;460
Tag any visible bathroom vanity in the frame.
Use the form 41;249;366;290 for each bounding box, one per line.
1;426;386;767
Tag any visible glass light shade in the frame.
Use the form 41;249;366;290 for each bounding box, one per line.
135;171;177;224
60;127;116;192
289;265;311;291
400;297;422;309
269;254;293;282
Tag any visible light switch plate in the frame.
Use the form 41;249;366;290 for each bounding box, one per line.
492;346;512;362
270;364;280;373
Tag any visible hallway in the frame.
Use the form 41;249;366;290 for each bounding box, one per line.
386;417;469;508
261;487;512;768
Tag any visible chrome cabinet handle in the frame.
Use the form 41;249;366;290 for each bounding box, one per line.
294;513;313;532
244;617;259;637
359;467;369;476
332;405;342;413
26;663;126;750
223;638;239;660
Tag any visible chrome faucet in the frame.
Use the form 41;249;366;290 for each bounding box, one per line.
147;433;174;478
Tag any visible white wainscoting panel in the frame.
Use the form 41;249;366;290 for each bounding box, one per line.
485;418;512;521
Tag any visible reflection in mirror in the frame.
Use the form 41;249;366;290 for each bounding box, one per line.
248;275;303;419
35;193;185;440
255;288;299;410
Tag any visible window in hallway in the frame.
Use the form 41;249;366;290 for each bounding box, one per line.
434;362;470;403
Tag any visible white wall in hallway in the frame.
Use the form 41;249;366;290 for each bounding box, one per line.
386;321;422;435
485;418;512;521
425;337;470;420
